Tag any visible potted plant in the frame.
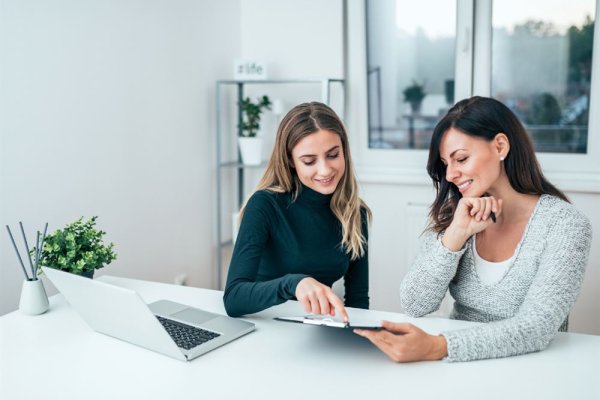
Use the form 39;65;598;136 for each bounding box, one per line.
238;95;272;165
37;216;117;278
403;80;426;113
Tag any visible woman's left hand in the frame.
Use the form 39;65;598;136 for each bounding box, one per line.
354;321;448;362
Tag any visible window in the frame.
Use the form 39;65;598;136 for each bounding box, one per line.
367;0;457;150
347;0;600;182
491;0;596;154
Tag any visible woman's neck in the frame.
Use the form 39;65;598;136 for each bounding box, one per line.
296;183;333;205
487;184;540;224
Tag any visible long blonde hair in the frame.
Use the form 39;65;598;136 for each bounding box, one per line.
241;102;370;260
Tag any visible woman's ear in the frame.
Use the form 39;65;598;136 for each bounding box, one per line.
494;133;510;160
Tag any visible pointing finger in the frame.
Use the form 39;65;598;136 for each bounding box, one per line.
328;292;348;322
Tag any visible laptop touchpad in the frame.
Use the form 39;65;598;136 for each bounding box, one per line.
171;308;216;325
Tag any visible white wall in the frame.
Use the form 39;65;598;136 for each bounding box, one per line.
240;0;344;79
236;0;345;132
0;0;241;315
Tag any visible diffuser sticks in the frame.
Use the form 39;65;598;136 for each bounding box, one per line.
6;222;48;281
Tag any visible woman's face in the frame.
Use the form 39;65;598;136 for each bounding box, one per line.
290;129;346;195
439;128;505;197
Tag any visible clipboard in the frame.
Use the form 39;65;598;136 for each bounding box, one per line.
274;315;382;330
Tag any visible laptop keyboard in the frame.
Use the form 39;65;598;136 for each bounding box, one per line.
156;315;221;350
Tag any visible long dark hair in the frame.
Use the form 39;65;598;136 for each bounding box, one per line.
427;96;568;233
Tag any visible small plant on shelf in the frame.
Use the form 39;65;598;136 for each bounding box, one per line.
403;80;426;113
239;95;272;137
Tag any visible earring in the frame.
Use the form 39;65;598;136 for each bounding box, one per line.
500;156;505;161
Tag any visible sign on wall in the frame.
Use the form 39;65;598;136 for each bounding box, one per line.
234;60;268;80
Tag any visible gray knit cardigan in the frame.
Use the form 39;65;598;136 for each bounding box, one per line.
399;195;592;362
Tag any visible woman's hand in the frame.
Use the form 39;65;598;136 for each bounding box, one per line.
442;196;503;251
354;321;448;362
295;277;348;322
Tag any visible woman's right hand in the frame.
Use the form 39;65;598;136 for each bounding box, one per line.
295;277;349;322
442;196;503;251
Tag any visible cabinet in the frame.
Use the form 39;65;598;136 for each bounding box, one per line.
214;79;345;289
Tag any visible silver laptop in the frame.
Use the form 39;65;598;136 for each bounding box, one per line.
41;267;255;361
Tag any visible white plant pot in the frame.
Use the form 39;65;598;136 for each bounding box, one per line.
238;136;263;166
19;279;49;315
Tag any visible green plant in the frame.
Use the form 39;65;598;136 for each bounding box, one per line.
403;80;426;104
239;95;272;137
35;216;117;275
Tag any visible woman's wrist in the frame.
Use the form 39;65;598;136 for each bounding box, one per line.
442;226;470;251
427;335;448;360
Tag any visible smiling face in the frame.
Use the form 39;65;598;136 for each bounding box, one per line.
290;129;345;195
439;128;508;197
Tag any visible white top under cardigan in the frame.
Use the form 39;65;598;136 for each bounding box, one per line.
473;235;515;285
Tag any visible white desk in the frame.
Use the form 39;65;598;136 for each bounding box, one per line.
1;276;599;400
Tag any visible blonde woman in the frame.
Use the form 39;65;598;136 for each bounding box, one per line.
223;102;371;320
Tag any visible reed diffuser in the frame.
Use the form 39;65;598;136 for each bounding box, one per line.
6;222;50;315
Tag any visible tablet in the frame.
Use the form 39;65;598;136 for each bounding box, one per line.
274;315;382;330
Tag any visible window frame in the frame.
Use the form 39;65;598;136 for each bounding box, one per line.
346;0;600;191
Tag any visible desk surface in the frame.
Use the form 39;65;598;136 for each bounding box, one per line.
1;276;599;400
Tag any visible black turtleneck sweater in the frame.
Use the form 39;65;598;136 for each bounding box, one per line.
223;185;369;317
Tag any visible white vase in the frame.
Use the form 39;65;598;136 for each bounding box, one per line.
238;136;263;165
19;279;49;315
